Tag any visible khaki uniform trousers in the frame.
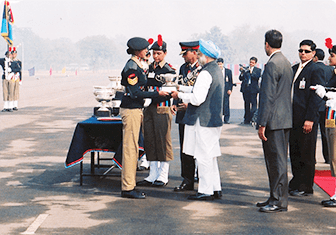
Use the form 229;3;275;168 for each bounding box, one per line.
13;79;20;100
2;79;15;101
120;108;143;191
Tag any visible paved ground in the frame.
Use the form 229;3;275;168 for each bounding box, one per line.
0;71;335;235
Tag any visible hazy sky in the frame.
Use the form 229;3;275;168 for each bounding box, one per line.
11;0;336;43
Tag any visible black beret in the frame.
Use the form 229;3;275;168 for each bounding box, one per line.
217;58;224;63
127;37;149;51
329;45;336;55
150;41;167;52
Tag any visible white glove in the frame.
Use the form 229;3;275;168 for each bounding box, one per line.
326;92;336;100
143;98;152;107
19;81;22;85
7;67;11;72
326;99;336;110
314;84;326;98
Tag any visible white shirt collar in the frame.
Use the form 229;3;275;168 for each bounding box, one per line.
300;59;312;68
269;49;281;58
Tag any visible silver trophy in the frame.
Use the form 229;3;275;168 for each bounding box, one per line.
93;86;115;117
108;76;124;114
155;73;182;92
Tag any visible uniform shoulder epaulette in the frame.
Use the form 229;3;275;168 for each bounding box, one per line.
125;59;138;71
166;63;176;71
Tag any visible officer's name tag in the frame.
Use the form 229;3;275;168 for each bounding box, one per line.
148;72;155;79
299;79;306;89
326;119;336;128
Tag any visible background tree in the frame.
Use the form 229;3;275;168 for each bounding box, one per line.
192;26;234;63
77;36;116;71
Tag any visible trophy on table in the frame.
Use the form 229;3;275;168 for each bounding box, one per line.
93;76;124;118
93;86;115;117
108;76;124;116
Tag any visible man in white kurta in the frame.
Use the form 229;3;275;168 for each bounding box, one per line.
172;39;224;200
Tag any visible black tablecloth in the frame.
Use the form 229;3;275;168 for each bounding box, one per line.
65;116;145;169
65;116;123;168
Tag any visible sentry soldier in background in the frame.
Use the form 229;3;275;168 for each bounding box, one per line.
120;37;169;199
172;41;201;192
11;47;22;111
137;35;176;187
0;50;14;112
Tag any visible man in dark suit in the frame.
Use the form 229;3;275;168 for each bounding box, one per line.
313;48;334;164
289;40;324;197
257;29;293;213
239;57;261;124
217;58;233;124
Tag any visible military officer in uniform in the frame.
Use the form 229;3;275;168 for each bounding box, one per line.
137;35;176;187
1;50;15;112
11;48;22;111
120;37;169;199
172;41;201;192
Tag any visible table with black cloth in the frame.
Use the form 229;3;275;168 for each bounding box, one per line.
65;116;123;185
65;116;145;185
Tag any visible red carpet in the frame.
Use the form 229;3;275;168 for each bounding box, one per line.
314;170;336;196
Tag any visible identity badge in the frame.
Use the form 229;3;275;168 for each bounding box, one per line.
299;78;306;89
148;72;155;79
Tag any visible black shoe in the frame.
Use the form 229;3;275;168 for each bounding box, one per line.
259;204;287;213
322;199;336;207
256;199;270;207
153;180;167;187
213;191;222;199
121;189;146;199
174;181;194;191
12;107;18;111
289;189;313;197
137;166;149;171
187;193;214;201
1;108;8;112
136;180;153;187
7;108;13;112
223;121;230;124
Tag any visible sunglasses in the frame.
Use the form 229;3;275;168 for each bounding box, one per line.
298;49;312;54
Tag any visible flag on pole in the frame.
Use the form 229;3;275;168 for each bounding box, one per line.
61;67;66;74
49;67;52;75
1;1;14;46
28;67;35;76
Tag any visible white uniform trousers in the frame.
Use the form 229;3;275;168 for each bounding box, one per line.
183;118;222;195
145;161;170;183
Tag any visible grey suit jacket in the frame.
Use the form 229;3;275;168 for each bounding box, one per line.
257;51;293;130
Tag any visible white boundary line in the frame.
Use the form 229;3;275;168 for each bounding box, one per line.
21;214;49;234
